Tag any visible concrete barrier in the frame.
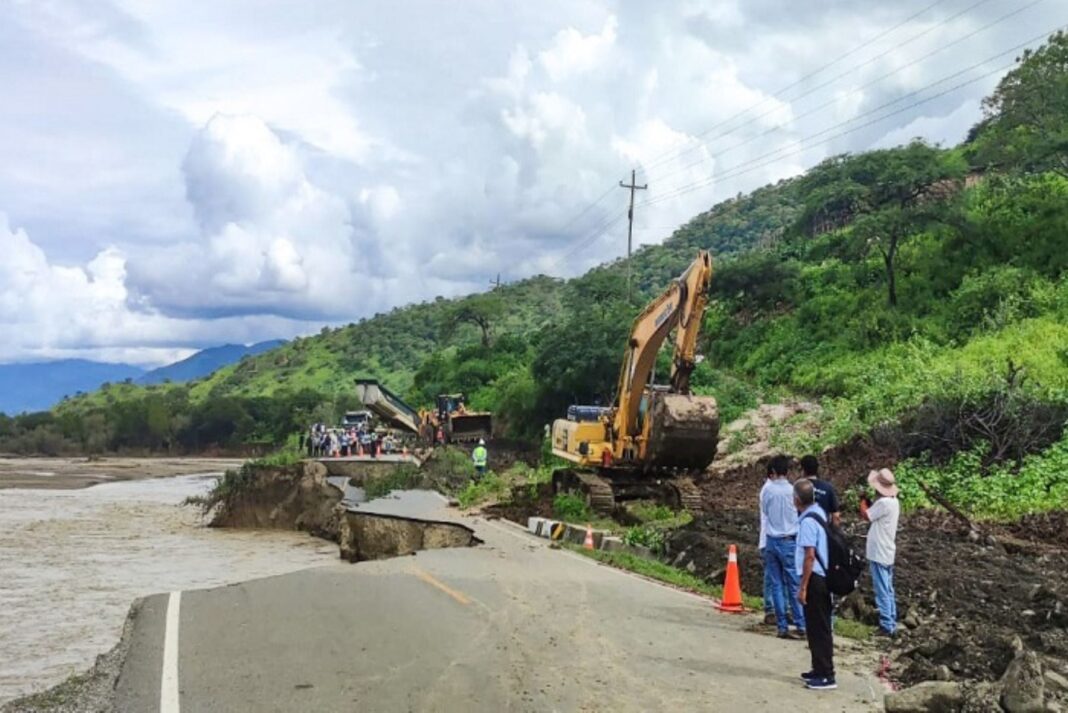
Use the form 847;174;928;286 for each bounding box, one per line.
523;521;659;561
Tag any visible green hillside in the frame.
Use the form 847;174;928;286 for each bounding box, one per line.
2;32;1066;518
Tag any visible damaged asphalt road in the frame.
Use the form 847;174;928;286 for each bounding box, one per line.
108;495;883;712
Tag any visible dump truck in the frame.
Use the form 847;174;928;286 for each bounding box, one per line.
550;250;720;512
353;379;422;436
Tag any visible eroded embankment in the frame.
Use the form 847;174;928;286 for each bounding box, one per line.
208;460;343;540
208;460;480;561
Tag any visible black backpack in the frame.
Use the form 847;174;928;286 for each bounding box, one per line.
801;512;866;596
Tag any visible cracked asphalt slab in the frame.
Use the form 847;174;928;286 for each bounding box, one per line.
114;498;883;712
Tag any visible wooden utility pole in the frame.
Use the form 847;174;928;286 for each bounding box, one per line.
619;169;647;295
490;273;501;290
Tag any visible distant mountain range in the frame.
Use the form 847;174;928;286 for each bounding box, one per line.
137;340;285;386
0;340;284;415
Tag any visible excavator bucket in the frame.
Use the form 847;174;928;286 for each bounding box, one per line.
645;393;720;470
448;413;493;442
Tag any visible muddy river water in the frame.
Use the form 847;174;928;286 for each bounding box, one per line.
0;473;338;704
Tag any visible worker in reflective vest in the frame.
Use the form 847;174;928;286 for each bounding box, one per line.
472;439;488;478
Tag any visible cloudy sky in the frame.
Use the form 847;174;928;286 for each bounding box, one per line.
0;0;1062;365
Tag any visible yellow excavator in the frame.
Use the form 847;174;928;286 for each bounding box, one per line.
550;250;720;512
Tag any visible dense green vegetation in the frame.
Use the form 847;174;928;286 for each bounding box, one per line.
3;33;1066;522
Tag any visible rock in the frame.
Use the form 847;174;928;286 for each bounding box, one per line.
1000;649;1045;713
884;681;963;712
903;607;922;630
960;682;1001;713
935;665;953;681
1044;670;1068;695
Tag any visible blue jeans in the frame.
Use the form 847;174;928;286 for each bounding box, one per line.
765;537;805;633
761;548;773;614
870;561;897;634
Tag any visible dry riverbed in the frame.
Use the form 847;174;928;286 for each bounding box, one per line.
0;456;244;490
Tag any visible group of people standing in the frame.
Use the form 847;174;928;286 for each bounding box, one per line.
306;422;398;458
758;454;900;692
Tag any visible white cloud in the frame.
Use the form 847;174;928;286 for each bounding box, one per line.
874;98;984;149
0;0;1060;362
539;16;618;82
0;211;322;365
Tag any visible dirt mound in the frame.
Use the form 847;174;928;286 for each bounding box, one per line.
483;482;554;523
1006;511;1068;549
710;402;820;478
889;513;1068;687
208;461;343;541
699;431;900;511
664;510;764;595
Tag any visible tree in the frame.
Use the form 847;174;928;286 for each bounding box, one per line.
442;292;503;347
967;31;1068;177
531;307;633;421
796;141;965;306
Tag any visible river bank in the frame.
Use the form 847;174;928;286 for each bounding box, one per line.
0;472;336;705
0;456;244;490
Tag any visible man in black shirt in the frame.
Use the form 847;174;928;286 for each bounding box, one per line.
800;455;840;526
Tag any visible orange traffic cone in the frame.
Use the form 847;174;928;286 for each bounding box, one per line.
584;523;595;550
715;544;745;613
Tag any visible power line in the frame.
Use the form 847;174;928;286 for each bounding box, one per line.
641;57;1025;209
540;5;1059;274
556;182;617;232
640;0;999;175
649;13;1058;193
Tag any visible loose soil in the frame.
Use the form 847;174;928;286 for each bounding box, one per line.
682;443;1068;692
665;507;1068;690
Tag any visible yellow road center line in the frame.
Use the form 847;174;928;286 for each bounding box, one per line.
411;567;471;606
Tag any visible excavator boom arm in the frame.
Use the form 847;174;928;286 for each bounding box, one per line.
613;251;713;440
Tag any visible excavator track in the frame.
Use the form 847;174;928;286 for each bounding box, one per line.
551;468;616;514
667;477;705;513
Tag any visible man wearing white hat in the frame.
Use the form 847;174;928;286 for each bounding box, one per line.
862;468;901;638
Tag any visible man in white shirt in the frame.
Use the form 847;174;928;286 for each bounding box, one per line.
759;463;774;624
862;468;901;638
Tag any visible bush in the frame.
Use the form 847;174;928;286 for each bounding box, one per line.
552;493;591;522
456;472;508;508
623;525;666;552
895;432;1068;519
363;465;424;499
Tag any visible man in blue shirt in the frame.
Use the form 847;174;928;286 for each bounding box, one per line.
800;454;841;527
795;478;835;691
760;455;805;639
